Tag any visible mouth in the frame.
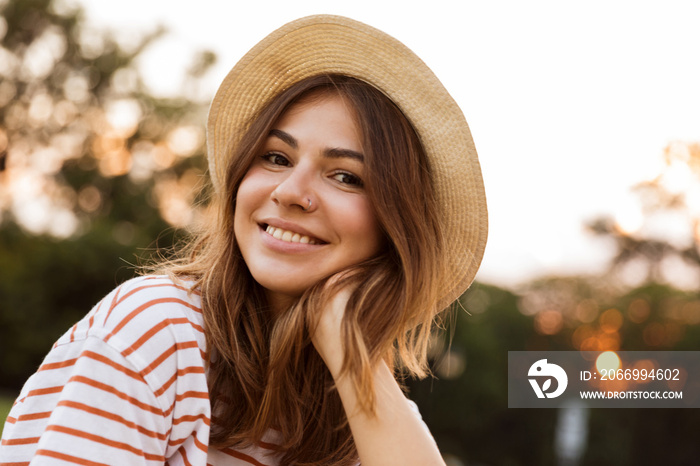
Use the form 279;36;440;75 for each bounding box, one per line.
261;224;326;245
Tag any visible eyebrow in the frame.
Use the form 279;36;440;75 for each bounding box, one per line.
268;129;364;162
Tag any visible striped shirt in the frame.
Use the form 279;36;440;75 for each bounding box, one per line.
0;275;284;465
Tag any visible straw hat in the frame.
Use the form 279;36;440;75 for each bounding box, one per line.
207;15;488;307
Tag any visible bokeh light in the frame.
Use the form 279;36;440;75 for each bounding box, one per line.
595;351;621;374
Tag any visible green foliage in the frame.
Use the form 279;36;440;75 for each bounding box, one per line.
579;284;700;465
0;219;180;389
0;0;209;389
0;394;14;438
2;0;700;464
409;283;558;465
408;281;700;465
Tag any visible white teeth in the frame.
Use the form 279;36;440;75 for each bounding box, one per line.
265;225;318;245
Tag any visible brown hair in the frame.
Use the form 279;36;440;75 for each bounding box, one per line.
164;75;445;465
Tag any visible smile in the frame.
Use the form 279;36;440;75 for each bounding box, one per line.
264;225;322;245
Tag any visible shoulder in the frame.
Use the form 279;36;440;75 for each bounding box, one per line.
56;275;205;353
2;276;212;464
53;275;209;392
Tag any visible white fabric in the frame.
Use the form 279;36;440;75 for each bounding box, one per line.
0;276;281;465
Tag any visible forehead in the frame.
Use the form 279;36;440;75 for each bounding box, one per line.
272;93;362;148
283;88;357;120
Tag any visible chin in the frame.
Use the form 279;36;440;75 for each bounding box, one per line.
251;273;315;303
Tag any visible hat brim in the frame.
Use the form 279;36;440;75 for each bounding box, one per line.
207;14;488;308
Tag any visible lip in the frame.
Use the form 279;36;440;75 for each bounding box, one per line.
258;217;328;244
258;227;326;254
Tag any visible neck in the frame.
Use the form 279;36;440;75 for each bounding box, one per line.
265;290;296;318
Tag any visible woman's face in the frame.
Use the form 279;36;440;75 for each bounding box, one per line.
234;93;384;310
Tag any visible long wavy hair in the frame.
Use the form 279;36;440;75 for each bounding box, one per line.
163;74;446;465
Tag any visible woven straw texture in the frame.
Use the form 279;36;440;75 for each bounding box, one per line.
207;15;488;308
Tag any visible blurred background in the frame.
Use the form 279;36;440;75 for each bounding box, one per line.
1;0;699;464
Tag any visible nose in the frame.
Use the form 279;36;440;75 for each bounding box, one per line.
270;163;317;213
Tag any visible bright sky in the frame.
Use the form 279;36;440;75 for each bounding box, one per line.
75;0;700;288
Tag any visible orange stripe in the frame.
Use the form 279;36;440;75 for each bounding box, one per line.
56;400;167;440
38;358;77;372
141;341;200;377
258;440;280;451
5;416;16;424
45;425;165;461
179;445;193;466
69;375;163;416
115;283;202;311
123;318;183;357
154;366;206;397
122;317;204;358
193;434;209;454
115;283;182;306
87;297;104;332
103;284;124;325
35;449;110;466
15;411;51;422
169;437;187;447
163;390;210;418
69;322;78;343
172;413;211;426
105;298;202;343
175;390;209;402
24;385;63;400
221;447;271;466
137;278;203;296
0;461;31;465
1;437;40;446
165;430;208;455
80;350;143;381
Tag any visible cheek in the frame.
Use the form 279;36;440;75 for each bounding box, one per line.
235;168;267;216
340;198;384;257
233;171;262;239
232;183;247;235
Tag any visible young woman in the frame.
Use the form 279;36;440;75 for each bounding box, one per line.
0;15;487;465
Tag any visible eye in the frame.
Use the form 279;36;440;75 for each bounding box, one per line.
261;152;291;167
331;171;364;187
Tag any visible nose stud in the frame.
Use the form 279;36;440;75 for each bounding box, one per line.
302;198;312;212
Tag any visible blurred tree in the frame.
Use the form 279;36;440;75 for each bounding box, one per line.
3;2;700;464
579;282;700;466
410;279;700;465
0;0;213;390
409;283;559;465
587;141;700;289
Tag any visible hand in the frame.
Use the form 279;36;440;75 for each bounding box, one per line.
309;275;354;377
